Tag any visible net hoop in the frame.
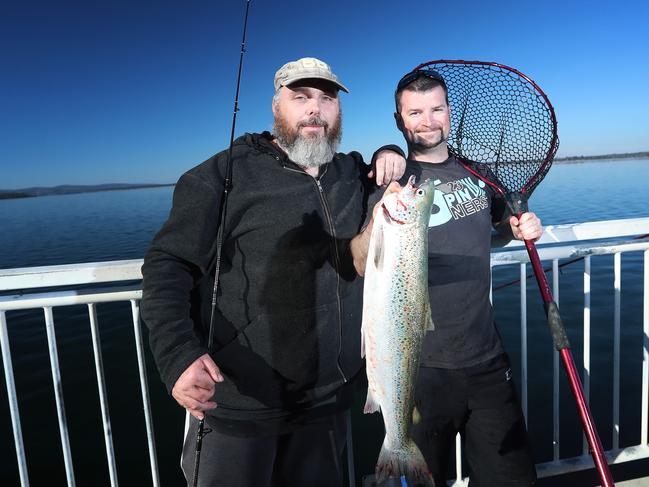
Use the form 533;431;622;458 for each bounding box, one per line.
411;59;559;198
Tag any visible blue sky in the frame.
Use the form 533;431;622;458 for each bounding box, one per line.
2;0;648;189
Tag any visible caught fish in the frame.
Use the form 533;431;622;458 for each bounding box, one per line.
362;175;435;486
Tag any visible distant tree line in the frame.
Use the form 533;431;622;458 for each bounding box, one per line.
0;192;30;199
0;183;174;200
555;151;649;162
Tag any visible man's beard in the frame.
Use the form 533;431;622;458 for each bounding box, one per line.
273;112;342;169
409;127;449;152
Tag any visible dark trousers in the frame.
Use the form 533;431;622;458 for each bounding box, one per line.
181;411;348;487
411;354;536;487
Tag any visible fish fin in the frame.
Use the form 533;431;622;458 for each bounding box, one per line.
375;439;434;486
426;314;434;332
412;406;421;425
372;223;385;271
364;387;380;414
425;300;434;331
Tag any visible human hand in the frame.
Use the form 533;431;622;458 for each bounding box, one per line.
171;353;224;420
369;150;406;187
509;212;542;242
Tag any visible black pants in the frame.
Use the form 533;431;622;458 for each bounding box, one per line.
181;411;348;487
411;354;536;487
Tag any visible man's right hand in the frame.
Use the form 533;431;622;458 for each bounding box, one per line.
369;150;406;187
171;353;224;420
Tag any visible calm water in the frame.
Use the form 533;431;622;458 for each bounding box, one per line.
1;159;648;485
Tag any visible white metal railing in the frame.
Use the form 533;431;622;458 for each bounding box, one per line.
517;241;649;478
448;218;649;486
0;260;155;487
1;218;649;486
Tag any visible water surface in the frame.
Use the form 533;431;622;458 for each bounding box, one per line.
1;158;648;485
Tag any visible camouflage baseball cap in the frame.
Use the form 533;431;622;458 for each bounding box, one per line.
274;57;349;93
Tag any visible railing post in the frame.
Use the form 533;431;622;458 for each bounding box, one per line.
130;299;160;487
552;259;560;461
455;433;462;483
1;311;30;486
87;304;119;486
582;256;591;455
43;306;76;487
613;253;621;450
642;249;649;446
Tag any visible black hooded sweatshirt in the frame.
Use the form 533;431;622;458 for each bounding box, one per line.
141;132;377;435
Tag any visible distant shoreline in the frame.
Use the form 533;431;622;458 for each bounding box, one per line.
0;183;175;201
2;151;648;200
555;151;649;163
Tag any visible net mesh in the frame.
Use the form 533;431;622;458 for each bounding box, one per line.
419;60;559;196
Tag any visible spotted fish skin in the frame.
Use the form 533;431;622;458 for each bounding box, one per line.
362;175;435;486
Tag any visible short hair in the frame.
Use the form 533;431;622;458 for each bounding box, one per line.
394;71;449;112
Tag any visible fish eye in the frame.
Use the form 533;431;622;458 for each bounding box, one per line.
416;189;425;195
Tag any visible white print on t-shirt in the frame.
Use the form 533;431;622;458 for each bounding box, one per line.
429;177;488;228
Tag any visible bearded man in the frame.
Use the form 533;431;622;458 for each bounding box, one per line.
141;57;404;487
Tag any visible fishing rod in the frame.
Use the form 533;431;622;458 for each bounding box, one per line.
191;1;251;486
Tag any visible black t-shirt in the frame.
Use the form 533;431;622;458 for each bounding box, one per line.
401;156;506;368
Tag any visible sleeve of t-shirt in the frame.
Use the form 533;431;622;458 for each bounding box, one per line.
371;144;406;162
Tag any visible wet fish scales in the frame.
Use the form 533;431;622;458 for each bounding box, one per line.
362;175;435;486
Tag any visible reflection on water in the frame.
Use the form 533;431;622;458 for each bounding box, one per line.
530;158;649;223
0;186;173;269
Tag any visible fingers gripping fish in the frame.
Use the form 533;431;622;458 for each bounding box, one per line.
362;175;436;486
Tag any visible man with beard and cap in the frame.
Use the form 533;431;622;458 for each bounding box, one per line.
141;57;405;487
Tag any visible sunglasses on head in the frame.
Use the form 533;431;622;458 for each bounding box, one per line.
396;68;446;91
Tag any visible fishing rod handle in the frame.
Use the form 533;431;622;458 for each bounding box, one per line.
523;239;570;350
191;418;205;487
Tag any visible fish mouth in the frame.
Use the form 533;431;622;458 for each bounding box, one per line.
380;175;429;225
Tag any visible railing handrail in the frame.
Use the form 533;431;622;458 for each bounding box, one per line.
2;217;648;292
2;216;648;292
0;286;142;311
0;259;143;292
492;238;649;266
493;216;649;248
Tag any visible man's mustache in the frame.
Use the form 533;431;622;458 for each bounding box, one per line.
416;124;443;132
297;116;329;129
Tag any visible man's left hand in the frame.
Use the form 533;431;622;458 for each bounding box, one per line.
369;150;406;187
509;212;543;242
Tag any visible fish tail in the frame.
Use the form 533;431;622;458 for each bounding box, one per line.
375;439;434;486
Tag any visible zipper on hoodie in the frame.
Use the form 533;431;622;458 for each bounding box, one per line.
281;161;349;383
